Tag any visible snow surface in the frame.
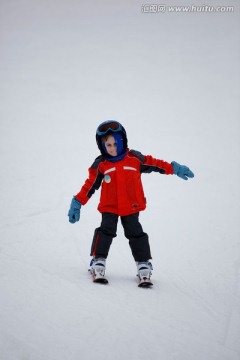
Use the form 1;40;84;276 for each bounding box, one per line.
0;1;240;359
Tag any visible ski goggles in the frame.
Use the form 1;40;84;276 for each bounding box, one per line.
97;121;122;136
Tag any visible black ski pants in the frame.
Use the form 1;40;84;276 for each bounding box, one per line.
90;212;152;262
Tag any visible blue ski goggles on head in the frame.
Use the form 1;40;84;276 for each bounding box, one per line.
97;121;122;136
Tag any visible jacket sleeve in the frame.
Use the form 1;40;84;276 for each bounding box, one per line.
75;157;104;205
140;155;174;175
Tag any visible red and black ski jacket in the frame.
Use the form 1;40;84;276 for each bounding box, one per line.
75;149;174;216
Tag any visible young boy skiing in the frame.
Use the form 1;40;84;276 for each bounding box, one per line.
68;120;194;286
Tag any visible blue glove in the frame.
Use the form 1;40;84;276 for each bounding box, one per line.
171;161;194;181
68;196;81;223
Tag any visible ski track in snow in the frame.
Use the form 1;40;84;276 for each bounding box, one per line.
0;1;240;359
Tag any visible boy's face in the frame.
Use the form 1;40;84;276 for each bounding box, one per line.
104;135;117;156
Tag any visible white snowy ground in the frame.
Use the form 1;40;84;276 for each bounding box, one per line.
0;1;240;359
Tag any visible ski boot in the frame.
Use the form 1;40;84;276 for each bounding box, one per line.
89;257;108;284
136;261;153;287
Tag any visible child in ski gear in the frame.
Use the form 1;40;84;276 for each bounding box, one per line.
68;120;194;284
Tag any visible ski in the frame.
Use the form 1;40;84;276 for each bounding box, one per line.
93;277;109;284
88;269;109;284
138;277;153;288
